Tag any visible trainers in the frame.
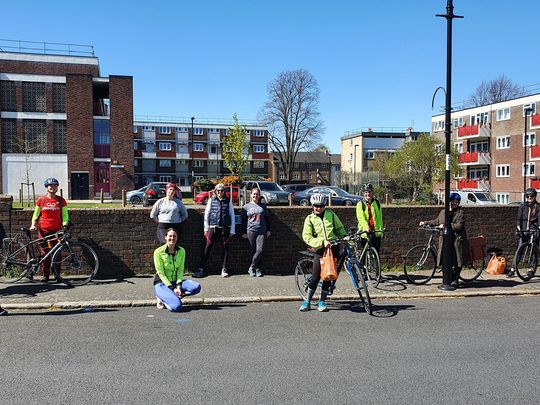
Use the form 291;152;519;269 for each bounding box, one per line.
221;269;229;278
506;269;516;278
0;307;8;316
527;270;535;278
156;298;165;309
318;300;328;312
255;269;263;277
193;268;204;278
248;267;256;277
299;300;310;311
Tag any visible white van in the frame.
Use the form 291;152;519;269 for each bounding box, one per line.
453;190;498;205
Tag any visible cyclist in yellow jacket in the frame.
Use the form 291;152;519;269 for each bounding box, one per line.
356;183;383;252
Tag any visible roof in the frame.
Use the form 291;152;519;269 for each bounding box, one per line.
272;151;341;164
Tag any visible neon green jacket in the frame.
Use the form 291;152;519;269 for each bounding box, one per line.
356;199;383;237
153;244;185;287
302;209;347;250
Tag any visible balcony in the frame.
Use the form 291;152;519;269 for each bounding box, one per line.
176;152;190;159
458;151;491;165
457;178;490;191
208;133;221;142
530;146;540;159
532;114;540;127
457;125;491;139
176;132;189;141
142;151;156;158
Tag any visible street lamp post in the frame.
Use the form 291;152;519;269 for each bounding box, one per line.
190;117;195;193
354;144;359;193
524;107;533;195
437;0;463;292
325;149;332;185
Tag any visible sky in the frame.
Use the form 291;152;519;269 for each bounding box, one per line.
2;0;540;154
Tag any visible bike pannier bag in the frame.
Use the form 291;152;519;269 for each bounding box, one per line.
485;253;506;275
320;246;338;281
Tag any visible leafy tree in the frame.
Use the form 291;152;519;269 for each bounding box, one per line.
383;134;461;203
469;75;523;107
223;113;251;180
260;69;324;181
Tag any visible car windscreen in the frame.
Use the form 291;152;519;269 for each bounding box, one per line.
259;183;282;191
330;188;349;197
475;193;496;202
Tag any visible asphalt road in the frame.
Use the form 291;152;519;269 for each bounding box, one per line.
1;296;538;405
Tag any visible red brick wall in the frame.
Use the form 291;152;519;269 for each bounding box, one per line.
0;60;99;76
109;76;134;198
0;204;520;279
66;74;94;198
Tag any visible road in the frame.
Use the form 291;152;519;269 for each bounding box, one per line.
1;296;538;404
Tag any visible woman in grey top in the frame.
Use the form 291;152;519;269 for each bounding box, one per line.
150;183;188;243
241;188;271;277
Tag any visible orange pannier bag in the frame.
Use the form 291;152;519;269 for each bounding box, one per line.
485;254;507;275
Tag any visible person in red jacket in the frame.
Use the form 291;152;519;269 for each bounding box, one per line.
29;177;69;282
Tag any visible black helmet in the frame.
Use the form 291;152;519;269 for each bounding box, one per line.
525;188;537;197
361;183;374;192
44;177;59;187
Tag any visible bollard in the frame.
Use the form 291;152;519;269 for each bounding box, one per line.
19;188;23;205
100;188;104;204
122;189;126;207
289;193;292;207
328;194;332;207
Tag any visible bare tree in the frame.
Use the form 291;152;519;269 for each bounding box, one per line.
469;75;524;107
260;69;324;182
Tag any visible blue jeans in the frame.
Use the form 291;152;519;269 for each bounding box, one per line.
154;279;201;312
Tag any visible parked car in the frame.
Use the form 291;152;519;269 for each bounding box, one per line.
240;181;291;206
143;182;168;206
126;186;147;204
194;185;240;205
281;183;314;194
452;190;498;205
293;186;364;206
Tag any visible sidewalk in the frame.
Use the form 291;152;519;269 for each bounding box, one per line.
1;272;539;310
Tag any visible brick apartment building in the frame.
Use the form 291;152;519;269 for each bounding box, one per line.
270;151;341;186
133;118;270;188
432;93;540;204
0;40;133;199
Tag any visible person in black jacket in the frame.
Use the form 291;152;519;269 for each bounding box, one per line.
508;187;540;277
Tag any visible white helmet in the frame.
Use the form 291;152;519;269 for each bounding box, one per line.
310;193;326;206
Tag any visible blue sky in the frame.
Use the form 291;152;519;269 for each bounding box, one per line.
2;0;540;153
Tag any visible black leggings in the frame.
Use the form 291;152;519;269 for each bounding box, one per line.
247;231;266;269
199;227;231;270
308;245;340;291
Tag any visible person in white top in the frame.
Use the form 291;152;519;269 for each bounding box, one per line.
150;183;188;244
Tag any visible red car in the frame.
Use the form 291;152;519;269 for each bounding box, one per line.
194;185;240;205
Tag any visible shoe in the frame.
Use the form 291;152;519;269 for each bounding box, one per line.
248;267;256;277
0;307;8;316
193;268;204;278
156;298;165;309
318;300;328;312
299;300;310;311
506;269;516;278
255;269;263;277
221;269;229;278
527;270;535;278
40;276;50;283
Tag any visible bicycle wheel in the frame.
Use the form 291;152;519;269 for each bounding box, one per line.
459;255;486;282
0;239;30;283
294;255;318;300
403;245;437;285
514;243;538;281
365;247;381;288
52;241;99;287
352;263;372;315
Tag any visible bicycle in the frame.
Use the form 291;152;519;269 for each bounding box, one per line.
357;229;383;288
513;224;539;281
0;225;99;287
403;225;486;285
294;231;373;315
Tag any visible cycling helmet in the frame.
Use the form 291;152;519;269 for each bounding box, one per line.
361;183;374;192
449;192;461;202
525;187;537;197
44;177;59;187
310;193;326;206
215;183;225;191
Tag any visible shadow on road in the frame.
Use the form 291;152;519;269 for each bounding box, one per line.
331;300;417;318
6;308;118;316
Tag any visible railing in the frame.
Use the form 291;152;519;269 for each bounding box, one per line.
134;115;264;127
0;38;94;56
344;126;411;136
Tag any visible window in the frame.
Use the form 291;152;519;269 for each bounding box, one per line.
133;126;138;133
253;145;265;153
209;145;218;154
496;164;510;177
193;175;205;181
496;108;510;121
1;119;18;152
349;153;353;161
93;119;110;145
468;167;489;179
23;120;47;153
159;159;172;168
524;133;536;147
454;142;464;153
349;139;353;146
134;159;138;168
222;129;228;136
177;144;188;153
246;130;251;135
453;117;464;128
279;174;285;180
435;144;442;154
193;143;204;152
176;127;188;132
524;163;535;176
208;128;220;133
306;162;312;168
364;151;375;160
253;161;265;169
22;82;46;112
208;160;218;166
159;127;171;134
143;126;155;131
160;175;172;182
0;81;16;111
470;140;489;152
53;121;66;153
52;83;66;113
176;160;187;165
523;103;536;116
496;193;509;204
193;160;204;167
293;173;300;180
434;120;444;131
159;142;172;151
471;112;489;125
144;143;155;152
253;129;265;137
294;162;300;168
193;128;203;135
496;136;510;149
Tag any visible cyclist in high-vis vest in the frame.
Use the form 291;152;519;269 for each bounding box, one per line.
356;183;383;252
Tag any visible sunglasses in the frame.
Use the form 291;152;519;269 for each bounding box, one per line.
313;204;325;208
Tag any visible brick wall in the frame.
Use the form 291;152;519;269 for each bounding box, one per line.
0;202;519;278
0;60;99;76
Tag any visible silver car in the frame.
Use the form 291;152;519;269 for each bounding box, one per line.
240;181;291;206
126;186;146;204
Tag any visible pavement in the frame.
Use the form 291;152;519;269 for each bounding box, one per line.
1;271;539;311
